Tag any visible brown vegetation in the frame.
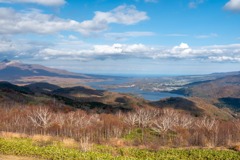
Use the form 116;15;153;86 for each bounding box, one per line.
0;102;239;150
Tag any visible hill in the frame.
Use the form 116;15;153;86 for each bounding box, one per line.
25;82;61;94
0;81;233;118
150;97;233;119
0;81;35;104
171;74;240;112
0;81;150;113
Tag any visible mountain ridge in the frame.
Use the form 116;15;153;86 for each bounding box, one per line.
0;59;112;86
0;59;91;79
0;81;234;119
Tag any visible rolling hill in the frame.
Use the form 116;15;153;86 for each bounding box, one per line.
0;81;233;118
171;74;240;112
151;97;233;119
0;81;150;113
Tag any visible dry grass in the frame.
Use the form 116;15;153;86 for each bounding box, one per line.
230;143;240;151
79;137;93;152
107;138;126;147
62;138;79;148
31;134;82;149
0;155;42;160
0;132;28;139
31;134;54;142
0;132;80;149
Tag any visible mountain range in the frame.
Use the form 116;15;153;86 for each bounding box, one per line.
0;80;234;119
0;59;110;86
0;59;239;119
171;74;240;112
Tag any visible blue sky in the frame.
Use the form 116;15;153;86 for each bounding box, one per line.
0;0;240;75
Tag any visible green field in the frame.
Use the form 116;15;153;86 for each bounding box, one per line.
0;137;239;160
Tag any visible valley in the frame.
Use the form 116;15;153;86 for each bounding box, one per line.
1;0;240;159
0;60;240;159
0;60;239;117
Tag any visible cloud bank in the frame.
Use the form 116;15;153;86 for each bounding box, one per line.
1;36;240;63
0;5;148;35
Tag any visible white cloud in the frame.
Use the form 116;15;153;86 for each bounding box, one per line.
196;33;218;39
172;43;192;54
1;36;240;63
224;0;240;11
0;8;80;34
105;31;155;40
209;56;240;62
0;5;148;35
38;43;153;60
203;43;240;49
79;5;148;35
0;0;66;6
152;43;240;62
189;0;204;8
36;42;240;62
164;34;188;37
0;36;49;59
68;35;78;40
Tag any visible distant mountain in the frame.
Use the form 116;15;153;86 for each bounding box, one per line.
172;74;240;98
209;71;240;77
0;59;91;81
0;59;118;87
171;74;240;113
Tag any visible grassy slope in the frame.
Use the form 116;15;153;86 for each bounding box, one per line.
0;137;239;160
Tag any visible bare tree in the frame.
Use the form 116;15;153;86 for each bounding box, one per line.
233;119;240;131
195;116;218;131
195;116;219;147
123;112;139;127
74;113;92;129
55;113;65;129
137;109;159;128
151;115;178;134
66;111;96;129
151;109;181;134
28;107;54;134
123;109;160;128
176;114;194;129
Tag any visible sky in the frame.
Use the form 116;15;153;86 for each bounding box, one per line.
0;0;240;75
